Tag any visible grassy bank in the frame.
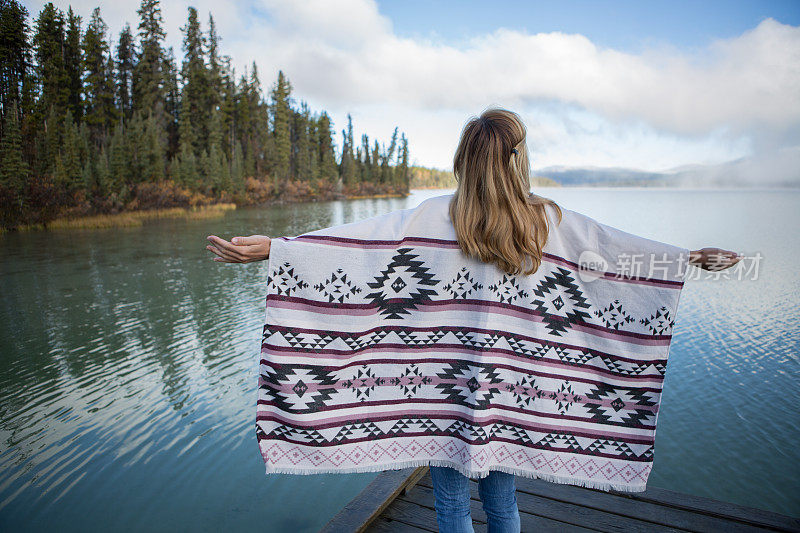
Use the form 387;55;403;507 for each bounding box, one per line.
5;187;409;233
344;192;407;200
9;203;237;232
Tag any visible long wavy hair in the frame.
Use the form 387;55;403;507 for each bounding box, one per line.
449;108;562;276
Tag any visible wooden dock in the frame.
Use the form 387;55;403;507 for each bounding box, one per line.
320;467;800;532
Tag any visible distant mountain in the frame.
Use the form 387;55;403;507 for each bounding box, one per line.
535;166;667;186
412;150;800;189
536;156;800;188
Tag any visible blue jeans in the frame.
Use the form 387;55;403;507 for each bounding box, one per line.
430;466;521;533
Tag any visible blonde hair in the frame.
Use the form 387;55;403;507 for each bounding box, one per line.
449;108;562;276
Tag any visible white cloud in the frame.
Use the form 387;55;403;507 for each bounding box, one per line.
28;0;800;182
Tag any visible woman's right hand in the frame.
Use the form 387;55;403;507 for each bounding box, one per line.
689;247;742;271
206;234;271;263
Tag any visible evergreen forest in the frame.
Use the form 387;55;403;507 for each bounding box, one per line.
0;0;410;230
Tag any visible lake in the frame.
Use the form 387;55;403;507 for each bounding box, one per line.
1;187;798;531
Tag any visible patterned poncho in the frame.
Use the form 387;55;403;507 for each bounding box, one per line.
256;193;690;492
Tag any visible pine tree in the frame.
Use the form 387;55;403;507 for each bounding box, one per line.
32;3;68;126
234;70;254;178
124;109;161;185
79;120;92;193
162;45;179;158
207;104;221;153
249;65;270;177
175;8;200;187
371;139;381;184
142;109;164;182
55;109;83;193
108;120;128;197
0;0;31;115
360;133;371;182
218;55;236;160
132;0;166;119
306;107;319;182
178;141;198;188
207;105;228;191
179;7;211;166
126;109;144;185
82;7;116;147
206;13;221;112
230;139;244;192
116;23;134;125
291;101;312;181
398;132;409;187
270;69;292;183
316;111;336;182
381;127;398;184
63;6;82;122
209;145;227;192
0;101;27;206
197;148;210;193
94;143;111;196
340;113;356;186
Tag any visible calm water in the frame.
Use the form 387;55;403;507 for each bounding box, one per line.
1;187;798;531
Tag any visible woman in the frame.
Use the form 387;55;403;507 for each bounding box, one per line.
206;109;741;533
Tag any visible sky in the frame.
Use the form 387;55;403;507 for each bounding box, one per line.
24;0;800;184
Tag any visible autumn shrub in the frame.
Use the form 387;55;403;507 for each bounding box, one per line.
127;180;194;210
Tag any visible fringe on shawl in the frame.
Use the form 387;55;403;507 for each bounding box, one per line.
263;457;648;494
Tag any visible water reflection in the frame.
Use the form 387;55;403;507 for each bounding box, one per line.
0;188;797;531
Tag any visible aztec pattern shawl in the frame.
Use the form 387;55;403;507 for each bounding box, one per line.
256;193;690;492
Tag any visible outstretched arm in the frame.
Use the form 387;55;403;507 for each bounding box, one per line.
688;247;741;271
206;234;271;263
206;235;741;271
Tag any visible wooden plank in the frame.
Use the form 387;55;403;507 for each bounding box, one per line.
508;476;783;532
400;466;430;496
418;471;799;533
381;498;465;530
607;485;800;532
364;517;434;533
398;482;599;532
395;483;489;525
510;475;800;532
320;467;428;533
411;480;675;533
339;467;798;533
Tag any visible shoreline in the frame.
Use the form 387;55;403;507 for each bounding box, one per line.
1;174;411;234
8;184;783;234
7;203;238;232
3;190;411;233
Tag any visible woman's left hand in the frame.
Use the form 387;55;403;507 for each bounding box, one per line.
206;234;271;263
688;247;742;271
